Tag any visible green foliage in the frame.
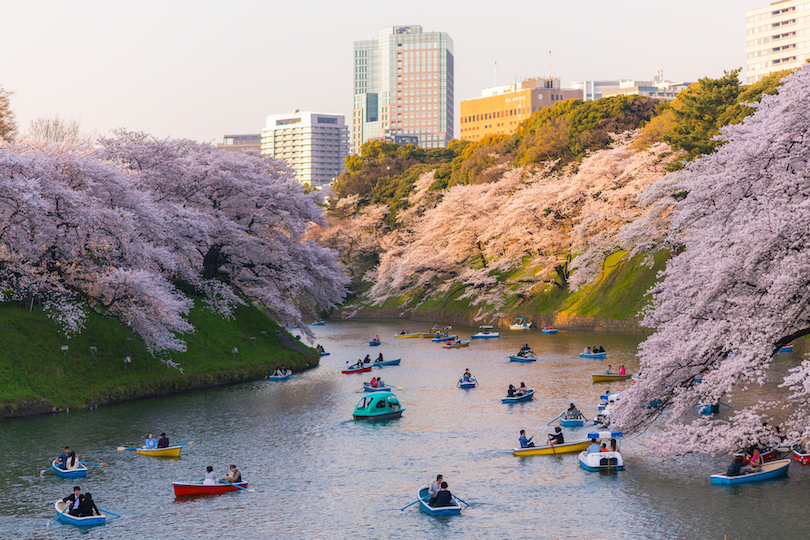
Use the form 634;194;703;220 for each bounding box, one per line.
370;164;435;227
0;301;315;411
717;68;794;127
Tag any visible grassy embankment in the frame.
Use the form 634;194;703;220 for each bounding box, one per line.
0;301;316;418
354;251;669;327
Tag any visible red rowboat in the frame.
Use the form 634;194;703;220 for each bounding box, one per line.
792;445;810;465
172;481;248;496
342;366;372;374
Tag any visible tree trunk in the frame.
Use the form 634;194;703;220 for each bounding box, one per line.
203;245;225;280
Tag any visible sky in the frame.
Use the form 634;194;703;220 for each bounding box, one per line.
1;0;766;144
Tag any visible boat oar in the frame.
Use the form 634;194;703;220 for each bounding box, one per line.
546;412;564;425
400;500;420;511
454;496;470;507
97;507;122;518
40;465;55;476
178;441;195;446
52;503;69;524
80;462;108;466
719;401;733;409
117;446;140;451
219;479;256;493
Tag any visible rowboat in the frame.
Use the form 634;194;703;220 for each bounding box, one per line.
52;460;88;478
578;431;625;471
285;324;299;329
432;334;456;342
513;439;590;456
172;481;249;496
54;500;106;526
779;345;793;352
471;325;499;339
319;352;330;357
591;373;632;383
458;377;478;389
541;327;558;334
372;358;401;367
509;354;536;362
353;391;404;421
559;415;586;427
442;340;470;349
136;444;186;457
369;340;382;346
312;321;325;326
342;365;373;374
580;352;606;359
792;445;810;464
268;370;293;381
711;458;790;485
509;317;532;330
417;485;462;516
502;389;534;403
395;332;421;339
760;447;791;462
362;382;395;392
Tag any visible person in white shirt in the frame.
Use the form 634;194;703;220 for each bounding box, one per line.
428;474;443;505
203;466;218;485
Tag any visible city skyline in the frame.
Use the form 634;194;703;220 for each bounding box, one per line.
2;0;767;145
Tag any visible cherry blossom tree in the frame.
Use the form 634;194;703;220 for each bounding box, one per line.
611;65;810;455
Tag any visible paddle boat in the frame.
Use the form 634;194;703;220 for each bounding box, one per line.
471;325;499;339
541;326;558;334
136;444;186;458
458;377;478;389
711;458;790;485
369;339;382;346
502;389;534;403
363;382;395;392
578;431;624;471
432;333;456;342
54;500;106;526
51;460;88;478
509;353;537;362
443;340;470;349
580;352;607;359
372;358;401;367
513;439;590;456
353;391;404;421
342;365;373;374
172;480;250;497
779;343;793;353
591;373;632;383
395;331;421;339
509;317;533;330
598;392;620;411
417;485;462;516
268;370;293;381
312;320;325;326
792;445;810;464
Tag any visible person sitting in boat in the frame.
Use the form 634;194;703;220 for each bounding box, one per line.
597;346;605;353
428;474;443;505
369;377;378;388
565;403;582;419
363;355;371;364
158;433;169;448
587;438;601;454
354;359;364;368
400;329;410;335
548;426;564;444
605;365;613;374
519;429;535;448
727;454;746;477
375;353;384;363
462;369;472;382
316;344;325;354
204;465;218;485
618;364;626;375
372;335;380;343
224;465;241;483
62;486;83;516
516;382;528;396
600;443;608;452
507;384;516;397
608;438;619;452
56;446;78;470
584;347;592;354
145;433;157;449
433;482;454;507
748;446;764;470
77;492;100;517
376;377;385;388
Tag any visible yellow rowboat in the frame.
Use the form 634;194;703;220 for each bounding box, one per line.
136;444;185;457
422;333;439;338
591;373;632;383
394;333;421;339
442;340;470;349
513;440;590;456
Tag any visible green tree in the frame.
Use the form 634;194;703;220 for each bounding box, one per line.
0;86;18;142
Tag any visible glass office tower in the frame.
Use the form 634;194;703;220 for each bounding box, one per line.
352;25;454;154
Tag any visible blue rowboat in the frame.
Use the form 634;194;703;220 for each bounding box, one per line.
579;352;606;359
502;389;534;403
541;328;558;334
363;383;395;392
417;485;462;516
54;500;106;526
369;340;382;347
458;377;477;389
319;351;330;357
52;460;87;478
268;370;293;381
779;345;793;353
509;355;537;362
711;458;790;484
431;334;456;342
312;321;325;326
560;417;586;427
372;358;401;367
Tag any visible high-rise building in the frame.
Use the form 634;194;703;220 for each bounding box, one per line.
746;1;810;83
260;111;349;187
353;25;454;154
459;77;580;143
217;134;261;153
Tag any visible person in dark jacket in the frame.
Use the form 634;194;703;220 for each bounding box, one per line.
157;433;169;448
62;486;83;516
77;492;100;517
727;454;746;477
433;482;454;507
548;426;565;444
224;465;242;483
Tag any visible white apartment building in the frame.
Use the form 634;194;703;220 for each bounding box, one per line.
570;80;621;101
746;0;810;83
261;111;349;187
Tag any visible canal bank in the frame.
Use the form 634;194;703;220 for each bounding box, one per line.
0;302;318;420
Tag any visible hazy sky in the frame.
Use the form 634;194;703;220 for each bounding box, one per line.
2;0;764;144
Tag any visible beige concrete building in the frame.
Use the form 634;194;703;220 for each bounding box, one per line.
217;134;261;153
746;1;810;83
601;79;692;99
459;77;580;142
